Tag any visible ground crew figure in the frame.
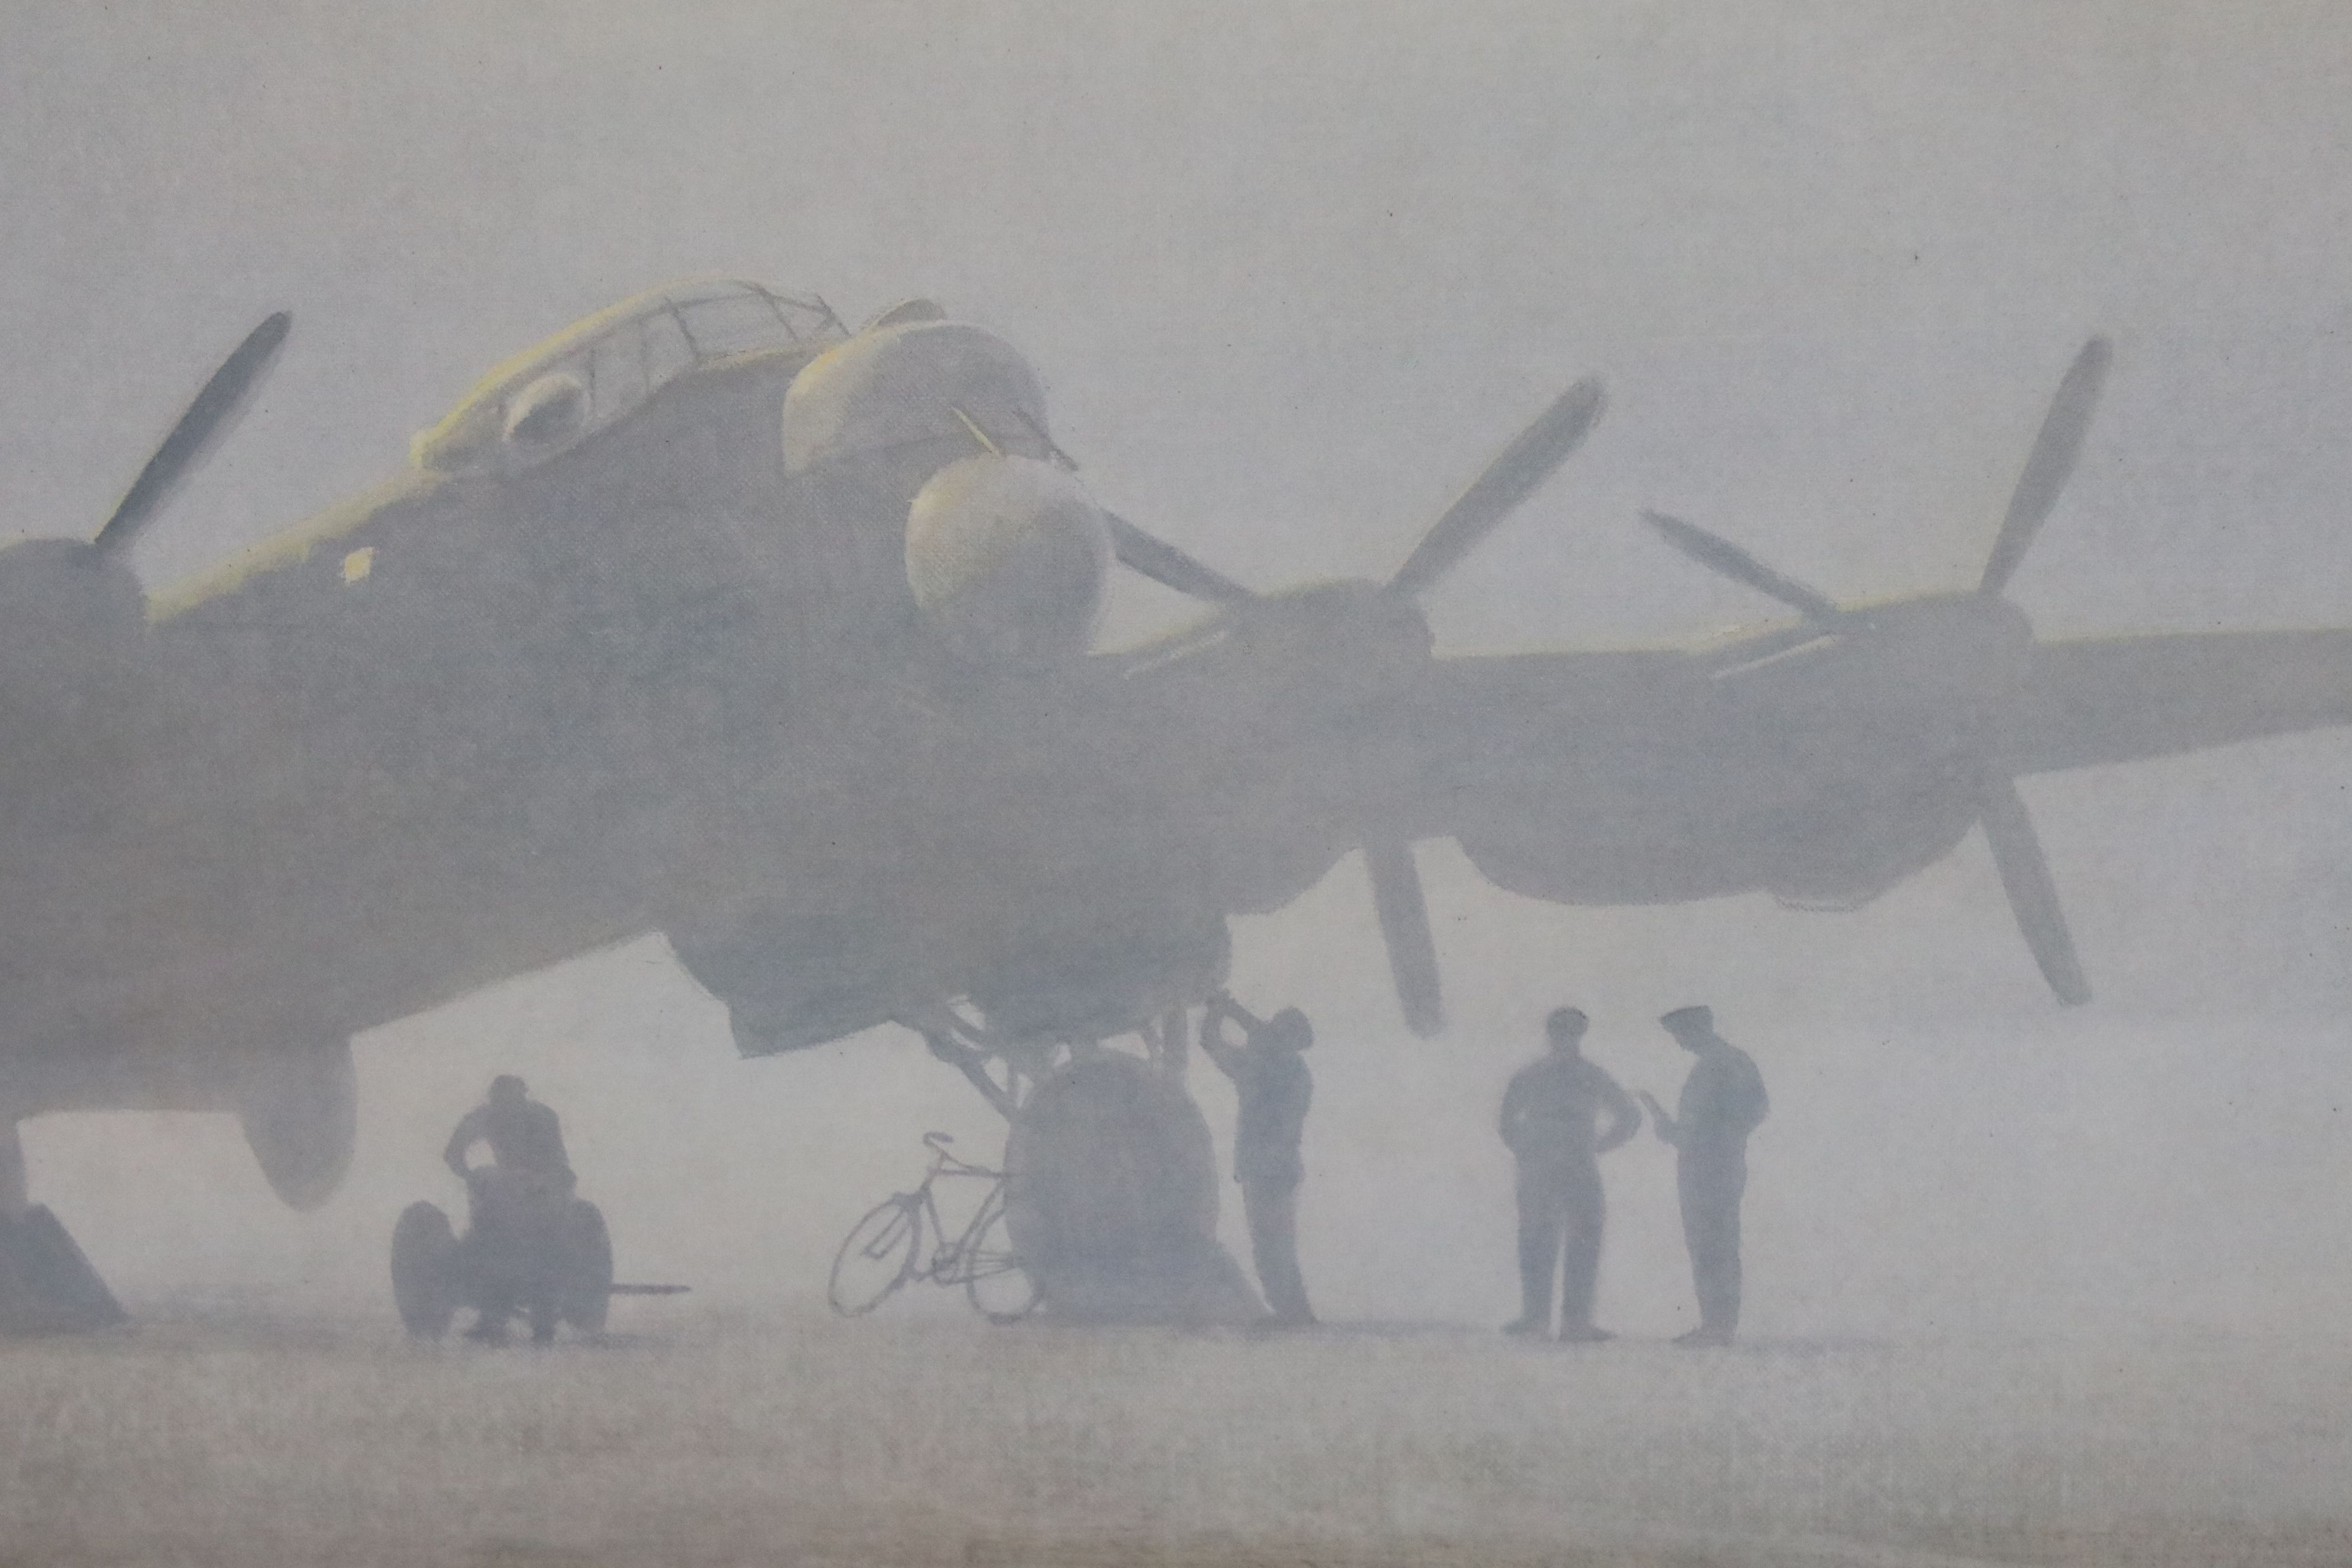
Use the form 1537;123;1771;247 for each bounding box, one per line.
443;1074;576;1341
1199;994;1317;1326
1500;1007;1639;1341
1640;1006;1769;1347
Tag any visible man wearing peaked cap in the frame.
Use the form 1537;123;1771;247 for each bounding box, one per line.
1641;1007;1769;1347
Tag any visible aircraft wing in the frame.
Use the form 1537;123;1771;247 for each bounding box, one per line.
1387;648;1799;907
1397;648;1727;820
1393;629;2352;912
1995;630;2352;776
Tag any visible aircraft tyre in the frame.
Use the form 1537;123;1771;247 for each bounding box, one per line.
391;1201;460;1339
1003;1053;1262;1325
829;1197;919;1316
963;1185;1041;1324
557;1198;613;1335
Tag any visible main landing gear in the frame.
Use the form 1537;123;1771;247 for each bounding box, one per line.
901;1007;1263;1327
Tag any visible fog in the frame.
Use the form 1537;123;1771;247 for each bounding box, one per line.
6;0;2352;1348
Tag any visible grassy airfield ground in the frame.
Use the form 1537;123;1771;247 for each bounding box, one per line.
1;1302;2347;1567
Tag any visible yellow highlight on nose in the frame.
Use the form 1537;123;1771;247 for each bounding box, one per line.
342;547;376;584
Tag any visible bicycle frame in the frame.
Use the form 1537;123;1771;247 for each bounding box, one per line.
910;1132;1005;1285
829;1131;1037;1320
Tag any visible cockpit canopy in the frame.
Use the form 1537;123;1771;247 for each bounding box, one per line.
411;279;846;476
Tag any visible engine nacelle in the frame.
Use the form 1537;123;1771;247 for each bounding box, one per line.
237;1040;357;1210
1762;762;1985;910
0;541;163;844
905;456;1111;671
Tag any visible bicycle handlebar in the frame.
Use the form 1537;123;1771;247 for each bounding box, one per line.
918;1136;1004;1181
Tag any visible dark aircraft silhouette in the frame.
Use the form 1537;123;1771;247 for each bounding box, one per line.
4;278;2349;1293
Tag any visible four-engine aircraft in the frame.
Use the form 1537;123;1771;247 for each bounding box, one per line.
5;277;2350;1316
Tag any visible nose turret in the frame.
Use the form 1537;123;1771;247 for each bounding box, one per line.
903;455;1112;673
783;319;1115;674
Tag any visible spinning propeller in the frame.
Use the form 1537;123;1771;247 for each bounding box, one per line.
1642;338;2112;1005
1111;379;1608;1036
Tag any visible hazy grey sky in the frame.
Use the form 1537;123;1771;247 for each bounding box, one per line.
5;1;2350;1340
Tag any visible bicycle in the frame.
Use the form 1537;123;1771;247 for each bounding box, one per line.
827;1131;1042;1323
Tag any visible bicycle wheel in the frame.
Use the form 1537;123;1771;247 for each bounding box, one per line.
962;1185;1042;1324
828;1196;922;1317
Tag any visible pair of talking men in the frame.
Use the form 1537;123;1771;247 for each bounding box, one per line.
1499;1005;1768;1346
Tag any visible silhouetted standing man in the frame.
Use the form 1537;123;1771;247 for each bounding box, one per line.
1499;1007;1639;1341
1200;995;1316;1326
1641;1007;1769;1347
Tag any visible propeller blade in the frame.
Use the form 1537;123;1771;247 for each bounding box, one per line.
1105;514;1256;604
1365;838;1444;1037
94;312;292;559
1978;772;2090;1005
1979;336;2111;596
1389;378;1605;600
1643;511;1844;625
